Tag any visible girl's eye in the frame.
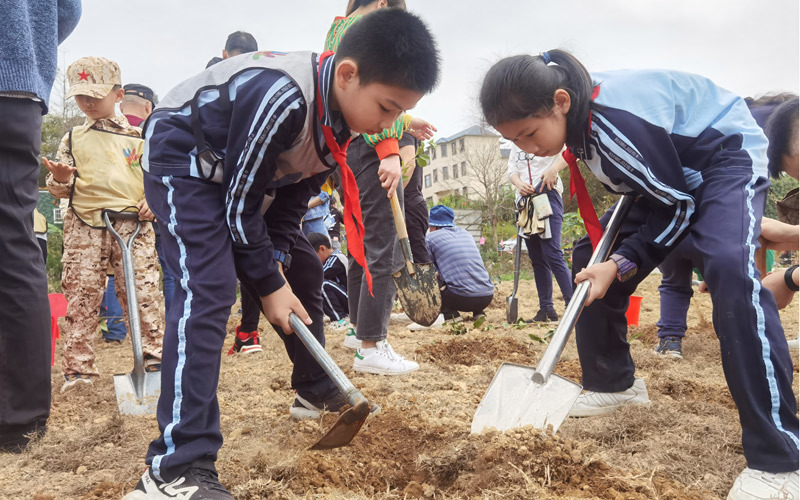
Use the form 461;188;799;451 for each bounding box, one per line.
526;131;536;138
379;105;390;112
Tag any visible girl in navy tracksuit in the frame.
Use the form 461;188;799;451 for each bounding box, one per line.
480;50;798;498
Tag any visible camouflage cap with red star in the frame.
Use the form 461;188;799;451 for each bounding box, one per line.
66;56;122;100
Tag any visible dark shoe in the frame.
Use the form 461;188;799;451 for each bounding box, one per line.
227;326;263;355
123;460;233;499
654;336;683;359
528;309;558;323
289;391;381;420
144;355;162;373
0;421;46;453
102;336;124;345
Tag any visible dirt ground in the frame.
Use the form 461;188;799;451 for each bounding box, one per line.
1;273;798;500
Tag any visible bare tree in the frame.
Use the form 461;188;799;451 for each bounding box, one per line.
439;137;514;249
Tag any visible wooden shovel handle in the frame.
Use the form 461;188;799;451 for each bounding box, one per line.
389;194;409;240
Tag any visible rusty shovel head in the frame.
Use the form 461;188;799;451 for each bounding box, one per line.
392;261;442;327
310;400;371;450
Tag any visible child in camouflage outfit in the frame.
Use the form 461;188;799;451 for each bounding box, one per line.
43;56;163;393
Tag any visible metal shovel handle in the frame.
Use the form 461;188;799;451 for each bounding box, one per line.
103;210;144;379
532;195;635;384
510;234;523;298
288;313;367;408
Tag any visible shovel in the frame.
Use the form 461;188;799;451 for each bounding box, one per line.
389;194;441;327
288;313;371;450
506;234;523;323
507;181;543;324
471;195;635;434
104;210;161;416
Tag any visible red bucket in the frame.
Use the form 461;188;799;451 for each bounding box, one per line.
625;295;643;327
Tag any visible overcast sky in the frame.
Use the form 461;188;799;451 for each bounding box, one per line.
55;0;798;139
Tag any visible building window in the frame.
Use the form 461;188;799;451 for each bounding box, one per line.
441;143;447;158
451;142;457;155
430;146;436;160
433;169;438;183
53;207;63;223
461;162;467;176
463;187;469;198
453;164;458;179
424;174;432;188
442;166;449;180
459;138;465;152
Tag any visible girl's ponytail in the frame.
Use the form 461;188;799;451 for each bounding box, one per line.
545;50;593;148
480;49;593;149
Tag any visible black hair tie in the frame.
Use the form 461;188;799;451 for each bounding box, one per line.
785;265;799;292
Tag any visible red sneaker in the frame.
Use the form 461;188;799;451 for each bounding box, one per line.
227;326;263;355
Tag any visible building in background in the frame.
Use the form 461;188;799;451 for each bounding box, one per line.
420;125;511;206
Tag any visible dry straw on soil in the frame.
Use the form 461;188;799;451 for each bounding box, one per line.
1;274;797;500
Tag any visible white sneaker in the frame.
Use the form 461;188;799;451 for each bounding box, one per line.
727;468;799;500
327;318;350;333
569;378;650;417
407;314;462;331
390;312;411;323
787;338;799;352
60;374;93;393
353;341;419;375
343;327;361;350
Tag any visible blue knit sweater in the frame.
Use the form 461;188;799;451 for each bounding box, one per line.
0;0;82;113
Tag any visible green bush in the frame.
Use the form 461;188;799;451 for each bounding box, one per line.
46;223;63;293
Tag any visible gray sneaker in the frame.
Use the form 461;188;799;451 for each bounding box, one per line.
727;467;798;500
569;378;650;417
654;336;683;359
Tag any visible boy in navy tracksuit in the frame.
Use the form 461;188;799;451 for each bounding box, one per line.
124;10;439;499
482;50;797;499
308;231;349;322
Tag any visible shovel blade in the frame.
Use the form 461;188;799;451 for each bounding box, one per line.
506;296;518;324
113;371;161;416
393;262;441;327
310;400;371;450
471;363;581;434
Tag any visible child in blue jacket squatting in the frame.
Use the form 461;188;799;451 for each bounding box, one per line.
480;50;798;500
123;10;439;499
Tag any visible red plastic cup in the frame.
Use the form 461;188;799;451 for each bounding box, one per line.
625;295;643;327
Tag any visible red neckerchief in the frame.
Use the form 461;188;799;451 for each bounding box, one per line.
316;51;373;293
562;85;603;249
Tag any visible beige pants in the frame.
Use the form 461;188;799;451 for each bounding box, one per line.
61;211;163;377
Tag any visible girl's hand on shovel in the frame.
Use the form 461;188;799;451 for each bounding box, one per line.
261;283;311;334
574;260;617;306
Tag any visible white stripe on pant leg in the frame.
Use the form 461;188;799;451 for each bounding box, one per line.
321;284;340;321
744;174;799;448
152;176;195;480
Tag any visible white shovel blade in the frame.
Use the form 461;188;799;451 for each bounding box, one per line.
471;363;582;434
113;371;161;416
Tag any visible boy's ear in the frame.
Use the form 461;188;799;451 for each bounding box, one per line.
114;88;125;103
335;59;359;90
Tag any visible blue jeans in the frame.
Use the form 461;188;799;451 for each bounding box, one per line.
302;216;328;237
100;276;127;341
